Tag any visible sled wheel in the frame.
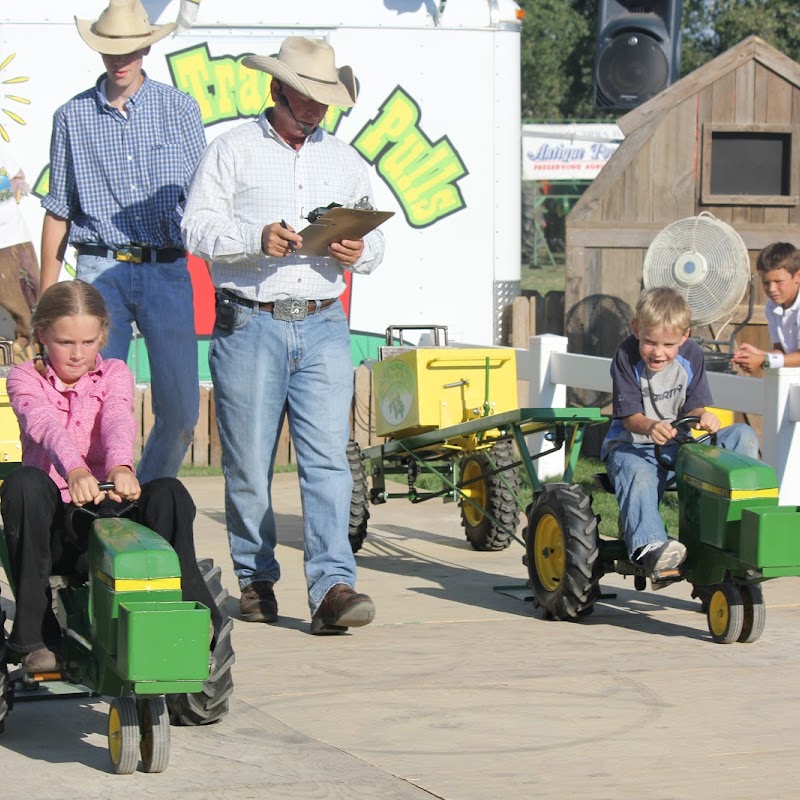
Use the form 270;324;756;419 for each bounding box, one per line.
347;440;370;553
139;695;171;773
525;483;601;620
167;560;234;725
738;583;766;644
458;440;520;551
707;583;744;644
108;697;139;774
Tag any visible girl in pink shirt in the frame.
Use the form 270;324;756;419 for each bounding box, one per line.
1;281;220;673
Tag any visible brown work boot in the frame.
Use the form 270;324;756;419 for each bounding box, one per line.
21;647;61;673
311;584;375;635
240;580;278;623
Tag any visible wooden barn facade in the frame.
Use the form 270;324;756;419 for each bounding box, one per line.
565;35;800;369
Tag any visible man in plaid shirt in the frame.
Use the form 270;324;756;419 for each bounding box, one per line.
39;0;206;483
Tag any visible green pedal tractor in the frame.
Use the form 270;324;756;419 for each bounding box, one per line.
0;486;234;773
526;416;800;643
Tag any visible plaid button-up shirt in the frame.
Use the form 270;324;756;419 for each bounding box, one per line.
42;73;206;249
182;113;384;302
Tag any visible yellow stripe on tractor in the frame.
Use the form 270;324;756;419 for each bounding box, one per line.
92;568;182;592
682;474;779;500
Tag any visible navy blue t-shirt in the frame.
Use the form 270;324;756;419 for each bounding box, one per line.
601;335;713;459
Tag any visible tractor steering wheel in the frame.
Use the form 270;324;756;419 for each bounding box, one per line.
73;481;138;519
654;415;717;469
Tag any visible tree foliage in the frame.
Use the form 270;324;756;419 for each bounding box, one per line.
682;0;800;74
520;0;800;121
519;0;597;119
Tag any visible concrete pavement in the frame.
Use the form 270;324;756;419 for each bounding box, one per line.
3;472;800;799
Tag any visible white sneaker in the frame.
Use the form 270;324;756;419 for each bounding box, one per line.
633;539;687;576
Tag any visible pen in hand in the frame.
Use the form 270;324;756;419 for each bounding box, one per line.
280;219;296;254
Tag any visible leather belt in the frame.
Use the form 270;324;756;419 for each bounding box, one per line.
76;245;185;264
220;289;336;317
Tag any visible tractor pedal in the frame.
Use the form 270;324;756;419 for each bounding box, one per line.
29;671;63;682
650;568;683;591
10;668;63;686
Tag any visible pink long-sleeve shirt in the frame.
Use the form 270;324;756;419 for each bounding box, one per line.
7;356;137;503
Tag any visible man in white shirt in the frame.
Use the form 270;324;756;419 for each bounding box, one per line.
182;37;384;635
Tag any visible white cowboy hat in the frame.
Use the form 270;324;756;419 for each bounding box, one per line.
75;0;176;55
243;37;358;108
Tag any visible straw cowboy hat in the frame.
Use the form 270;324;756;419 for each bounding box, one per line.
243;37;358;108
75;0;176;55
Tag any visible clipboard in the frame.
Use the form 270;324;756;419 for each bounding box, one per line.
297;208;394;257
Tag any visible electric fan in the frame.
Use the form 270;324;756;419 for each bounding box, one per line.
642;212;750;326
566;294;633;408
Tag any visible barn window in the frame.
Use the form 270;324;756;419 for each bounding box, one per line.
701;124;799;206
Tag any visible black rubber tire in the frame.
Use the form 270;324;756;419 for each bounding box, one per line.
139;695;171;773
108;696;139;775
0;664;9;735
738;583;766;644
167;559;234;725
524;483;601;620
707;583;744;644
0;607;11;733
459;440;521;551
347;440;370;554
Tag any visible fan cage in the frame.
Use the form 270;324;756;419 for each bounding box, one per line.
642;214;750;325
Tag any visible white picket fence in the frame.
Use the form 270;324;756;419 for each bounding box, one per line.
519;334;800;506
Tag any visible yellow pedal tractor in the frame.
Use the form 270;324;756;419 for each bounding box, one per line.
347;325;605;555
0;345;234;773
524;416;800;643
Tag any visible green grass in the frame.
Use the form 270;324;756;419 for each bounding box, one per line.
174;463;297;478
547;456;680;539
521;262;565;295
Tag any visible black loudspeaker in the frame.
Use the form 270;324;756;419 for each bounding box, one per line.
594;0;682;111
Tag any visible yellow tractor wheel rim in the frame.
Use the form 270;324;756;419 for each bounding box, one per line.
708;589;730;637
534;514;564;592
461;460;486;527
108;706;123;765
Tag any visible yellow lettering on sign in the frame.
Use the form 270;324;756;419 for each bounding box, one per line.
168;44;270;125
168;44;348;134
353;88;466;228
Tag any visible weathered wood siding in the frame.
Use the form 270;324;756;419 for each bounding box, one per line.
566;37;800;358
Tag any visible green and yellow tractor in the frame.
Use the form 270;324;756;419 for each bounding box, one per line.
0;492;235;773
525;416;800;643
0;347;234;774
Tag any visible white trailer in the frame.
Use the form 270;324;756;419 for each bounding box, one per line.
0;0;522;357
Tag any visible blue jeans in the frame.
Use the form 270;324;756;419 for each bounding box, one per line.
604;423;760;557
76;254;199;483
208;294;356;614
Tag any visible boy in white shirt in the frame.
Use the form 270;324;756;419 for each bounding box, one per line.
733;242;800;373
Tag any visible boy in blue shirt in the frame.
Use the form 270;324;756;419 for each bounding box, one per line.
602;288;759;577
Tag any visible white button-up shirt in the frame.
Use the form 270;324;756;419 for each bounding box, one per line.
766;289;800;354
181;113;384;301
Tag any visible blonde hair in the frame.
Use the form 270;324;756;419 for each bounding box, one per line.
633;287;691;334
33;281;110;375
